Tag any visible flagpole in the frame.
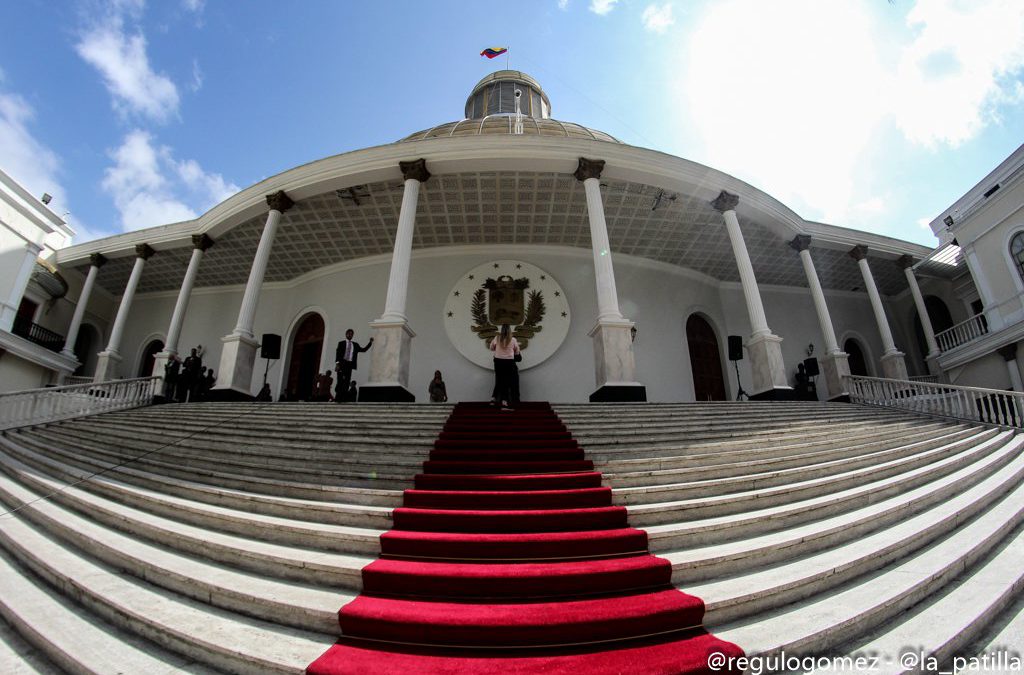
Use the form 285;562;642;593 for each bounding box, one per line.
506;48;510;70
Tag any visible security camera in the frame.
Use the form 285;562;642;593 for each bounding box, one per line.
41;193;52;204
514;89;522;98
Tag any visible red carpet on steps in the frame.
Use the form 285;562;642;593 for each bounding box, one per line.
307;402;744;675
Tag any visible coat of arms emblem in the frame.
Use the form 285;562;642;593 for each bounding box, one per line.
471;275;546;349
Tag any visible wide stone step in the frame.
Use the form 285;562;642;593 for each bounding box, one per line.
713;445;1024;663
0;505;333;674
615;427;996;509
0;450;374;588
641;431;1019;551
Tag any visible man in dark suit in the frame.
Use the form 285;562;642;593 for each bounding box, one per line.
335;329;373;402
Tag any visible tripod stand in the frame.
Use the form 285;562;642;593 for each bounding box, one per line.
733;359;749;401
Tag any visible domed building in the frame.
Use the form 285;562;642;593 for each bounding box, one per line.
2;70;994;403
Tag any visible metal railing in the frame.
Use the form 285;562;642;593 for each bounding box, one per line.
846;375;1023;429
934;313;989;352
11;315;66;353
909;375;940;383
64;376;94;385
0;377;159;431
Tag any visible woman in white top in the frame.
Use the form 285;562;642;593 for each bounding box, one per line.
489;324;520;410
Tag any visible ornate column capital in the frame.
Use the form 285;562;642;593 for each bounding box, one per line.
789;235;812;252
848;244;869;262
192;233;215;251
998;343;1018;362
135;243;156;260
265;190;294;213
710;190;739;213
399;158;431;183
896;254;916;270
573;157;605;182
89;252;108;268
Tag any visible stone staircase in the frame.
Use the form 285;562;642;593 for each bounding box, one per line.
0;400;1020;673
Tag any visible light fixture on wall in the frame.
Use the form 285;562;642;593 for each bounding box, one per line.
631;325;638;343
807;343;814;357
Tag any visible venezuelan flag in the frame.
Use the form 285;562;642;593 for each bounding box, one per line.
480;47;508;59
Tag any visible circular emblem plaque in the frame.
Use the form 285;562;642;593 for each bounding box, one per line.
444;260;570;370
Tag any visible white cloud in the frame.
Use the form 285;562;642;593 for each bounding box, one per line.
558;0;570;9
891;0;1024;148
182;0;205;12
102;130;239;231
590;0;619;15
190;59;203;92
642;4;675;33
0;92;65;211
76;14;180;122
917;217;932;230
686;0;888;224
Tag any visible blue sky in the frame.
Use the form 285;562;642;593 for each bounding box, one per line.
2;0;1023;247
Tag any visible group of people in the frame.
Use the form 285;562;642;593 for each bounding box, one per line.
162;346;216;402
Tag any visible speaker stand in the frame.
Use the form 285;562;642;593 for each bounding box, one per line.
733;360;749;401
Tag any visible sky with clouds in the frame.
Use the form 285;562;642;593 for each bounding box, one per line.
1;0;1023;247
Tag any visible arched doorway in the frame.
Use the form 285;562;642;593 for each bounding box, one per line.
686;314;727;401
913;296;954;369
73;324;99;377
285;313;325;401
138;339;164;377
844;338;869;376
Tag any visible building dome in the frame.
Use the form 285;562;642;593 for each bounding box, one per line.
399;70;621;144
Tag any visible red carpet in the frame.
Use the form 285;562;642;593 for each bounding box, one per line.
307;402;744;674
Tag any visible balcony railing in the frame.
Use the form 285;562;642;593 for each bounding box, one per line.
845;375;1022;428
934;312;989;352
11;315;65;353
0;377;159;430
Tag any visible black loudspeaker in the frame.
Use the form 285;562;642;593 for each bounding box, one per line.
803;357;820;377
728;335;743;361
260;333;281;360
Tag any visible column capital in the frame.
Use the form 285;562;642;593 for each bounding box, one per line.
135;243;156;260
573;157;605;182
896;254;916;270
192;233;215;251
998;343;1018;362
710;190;739;213
399;158;431;183
89;252;108;268
789;234;812;252
848;244;869;262
265;190;294;213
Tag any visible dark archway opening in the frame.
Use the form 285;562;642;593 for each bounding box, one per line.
139;339;164;377
845;338;869;376
912;296;954;370
285;314;325;401
73;324;99;377
686;314;727;401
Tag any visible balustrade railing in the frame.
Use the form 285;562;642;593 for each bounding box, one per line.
846;375;1023;429
11;315;66;352
0;377;159;431
934;312;989;352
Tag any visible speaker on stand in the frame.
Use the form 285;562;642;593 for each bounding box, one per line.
259;334;281;389
728;335;749;401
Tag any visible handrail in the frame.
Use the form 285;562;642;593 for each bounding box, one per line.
934;312;988;352
0;377;159;431
845;375;1023;429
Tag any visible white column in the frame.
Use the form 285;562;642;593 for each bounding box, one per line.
577;159;624;323
380;160;429;322
233;192;291;339
898;255;940;359
849;245;908;380
366;160;429;401
713;190;789;397
574;158;644;401
0;242;42;332
215;191;292;397
791;235;849;399
962;244;1005;331
165;234;214;356
61;253;106;358
94;244;155;382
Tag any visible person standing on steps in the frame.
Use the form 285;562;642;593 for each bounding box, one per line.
428;370;448;403
489;324;520;410
335;329;372;403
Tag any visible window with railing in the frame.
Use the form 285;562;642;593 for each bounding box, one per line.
1011;231;1024;283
